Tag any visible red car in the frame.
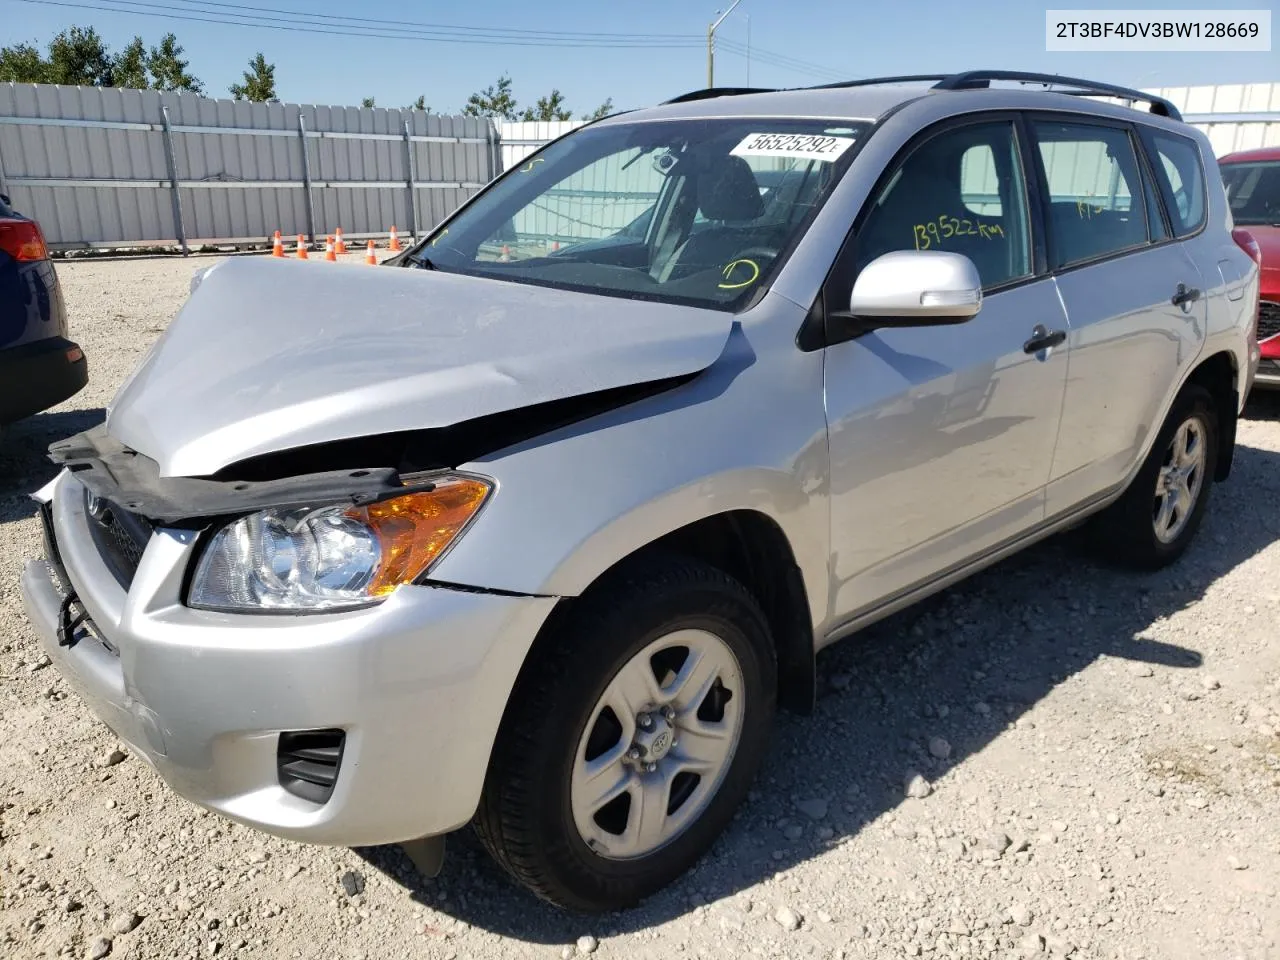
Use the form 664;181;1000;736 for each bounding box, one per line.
1220;146;1280;389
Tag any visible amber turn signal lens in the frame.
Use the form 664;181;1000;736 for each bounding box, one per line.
347;477;491;595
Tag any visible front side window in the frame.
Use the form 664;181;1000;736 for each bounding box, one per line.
855;120;1032;289
1033;120;1148;268
1144;131;1207;236
1221;159;1280;228
411;118;868;311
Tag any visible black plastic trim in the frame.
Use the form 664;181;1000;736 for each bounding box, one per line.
277;729;345;805
661;87;778;104
50;424;418;524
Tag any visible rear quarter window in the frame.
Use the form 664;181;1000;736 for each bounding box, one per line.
1141;130;1207;237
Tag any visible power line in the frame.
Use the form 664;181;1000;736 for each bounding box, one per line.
11;0;706;47
716;39;847;83
158;0;697;41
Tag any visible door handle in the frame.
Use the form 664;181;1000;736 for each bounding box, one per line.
1023;325;1067;355
1171;283;1201;308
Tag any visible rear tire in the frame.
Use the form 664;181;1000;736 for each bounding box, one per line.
474;556;776;912
1087;383;1218;570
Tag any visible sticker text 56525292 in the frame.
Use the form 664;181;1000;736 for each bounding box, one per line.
730;133;856;162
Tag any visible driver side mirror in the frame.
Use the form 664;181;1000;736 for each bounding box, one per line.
847;250;983;326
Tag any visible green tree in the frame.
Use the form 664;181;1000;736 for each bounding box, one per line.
582;97;614;121
0;42;48;83
462;74;517;120
146;33;202;93
360;96;376;108
228;53;276;102
111;37;148;89
520;89;571;122
408;94;429;111
45;25;113;85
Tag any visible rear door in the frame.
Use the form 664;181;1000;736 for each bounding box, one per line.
1030;116;1209;517
823;116;1070;619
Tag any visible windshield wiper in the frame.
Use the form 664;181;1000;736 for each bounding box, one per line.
406;252;437;270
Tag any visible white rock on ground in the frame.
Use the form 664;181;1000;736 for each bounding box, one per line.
0;256;1279;960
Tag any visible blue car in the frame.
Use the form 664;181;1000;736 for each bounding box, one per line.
0;193;87;425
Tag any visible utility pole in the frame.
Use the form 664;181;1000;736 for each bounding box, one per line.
707;0;743;88
746;14;751;86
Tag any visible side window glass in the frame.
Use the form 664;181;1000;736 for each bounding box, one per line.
1145;132;1206;236
1032;121;1148;268
855;121;1032;289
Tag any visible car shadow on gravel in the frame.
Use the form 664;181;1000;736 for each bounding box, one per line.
0;408;105;524
353;439;1280;942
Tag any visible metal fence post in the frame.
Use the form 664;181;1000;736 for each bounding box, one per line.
0;132;10;200
402;119;418;241
298;114;317;244
159;105;188;255
488;121;503;180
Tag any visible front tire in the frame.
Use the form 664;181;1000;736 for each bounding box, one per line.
474;557;776;912
1088;383;1218;570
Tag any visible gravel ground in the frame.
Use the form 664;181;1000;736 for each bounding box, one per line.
3;255;1280;960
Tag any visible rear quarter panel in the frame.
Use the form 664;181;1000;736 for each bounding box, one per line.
0;255;67;350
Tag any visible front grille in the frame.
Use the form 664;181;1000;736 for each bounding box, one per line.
83;491;152;589
277;729;346;805
1260;300;1280;343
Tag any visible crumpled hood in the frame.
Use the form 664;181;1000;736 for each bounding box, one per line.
107;257;733;477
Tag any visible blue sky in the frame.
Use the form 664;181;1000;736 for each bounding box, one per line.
3;0;1276;113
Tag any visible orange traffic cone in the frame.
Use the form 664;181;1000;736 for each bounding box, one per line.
323;236;336;262
271;234;284;257
499;243;511;262
365;240;377;265
388;225;402;252
273;229;281;241
296;234;308;259
334;228;347;255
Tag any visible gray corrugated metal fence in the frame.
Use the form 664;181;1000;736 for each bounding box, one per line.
0;83;501;251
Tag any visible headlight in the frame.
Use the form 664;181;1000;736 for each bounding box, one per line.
188;476;491;612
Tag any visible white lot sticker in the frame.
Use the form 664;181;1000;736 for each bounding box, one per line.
730;132;856;162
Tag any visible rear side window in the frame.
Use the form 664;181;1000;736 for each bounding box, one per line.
1142;132;1206;236
855;120;1032;289
1031;120;1148;268
0;194;11;217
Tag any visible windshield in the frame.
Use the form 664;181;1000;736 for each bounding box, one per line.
409;118;868;310
1222;160;1280;226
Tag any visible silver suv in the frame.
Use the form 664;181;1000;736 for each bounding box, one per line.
21;71;1261;912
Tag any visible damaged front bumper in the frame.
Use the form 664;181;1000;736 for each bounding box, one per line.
22;469;558;847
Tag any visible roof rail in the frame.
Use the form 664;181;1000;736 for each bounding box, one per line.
809;75;952;90
658;71;1182;122
933;70;1182;121
662;87;777;105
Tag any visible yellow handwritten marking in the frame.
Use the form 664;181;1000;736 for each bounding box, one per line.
913;217;1005;246
430;228;448;247
718;258;760;290
519;158;545;173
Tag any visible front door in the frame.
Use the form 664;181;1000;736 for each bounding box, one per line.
824;117;1070;621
